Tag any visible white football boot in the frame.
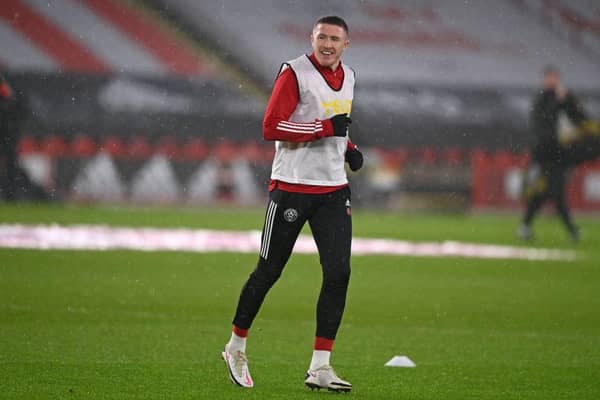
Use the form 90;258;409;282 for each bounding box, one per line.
222;344;254;388
304;365;352;393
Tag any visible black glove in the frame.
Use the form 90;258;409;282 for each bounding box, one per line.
329;113;352;137
345;147;363;172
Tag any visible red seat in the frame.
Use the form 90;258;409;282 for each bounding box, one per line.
41;135;68;158
18;135;41;155
70;135;98;158
493;150;514;169
240;141;264;163
262;144;276;161
442;147;464;166
213;140;239;163
383;146;409;168
101;135;127;158
155;136;182;160
127;136;153;160
182;138;208;161
470;148;489;165
417;146;438;165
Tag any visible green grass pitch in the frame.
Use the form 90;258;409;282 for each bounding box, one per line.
1;203;599;399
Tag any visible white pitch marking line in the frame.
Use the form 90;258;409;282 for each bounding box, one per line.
0;224;577;261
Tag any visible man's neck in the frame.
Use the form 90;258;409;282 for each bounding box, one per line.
327;61;341;71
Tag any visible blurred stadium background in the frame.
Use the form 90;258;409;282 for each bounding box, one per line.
2;0;599;210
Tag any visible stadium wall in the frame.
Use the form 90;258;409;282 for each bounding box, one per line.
8;133;600;211
3;0;600;210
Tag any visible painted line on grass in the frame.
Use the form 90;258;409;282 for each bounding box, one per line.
0;224;577;261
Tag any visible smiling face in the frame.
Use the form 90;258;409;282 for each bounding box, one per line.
310;23;349;70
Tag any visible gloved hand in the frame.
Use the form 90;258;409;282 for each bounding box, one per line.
345;147;363;171
580;120;599;137
329;113;352;137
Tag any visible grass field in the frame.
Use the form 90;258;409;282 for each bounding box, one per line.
1;203;599;399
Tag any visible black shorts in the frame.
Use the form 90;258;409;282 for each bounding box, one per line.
233;185;353;338
260;186;352;265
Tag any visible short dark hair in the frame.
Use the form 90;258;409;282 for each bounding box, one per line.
314;15;349;35
543;65;559;76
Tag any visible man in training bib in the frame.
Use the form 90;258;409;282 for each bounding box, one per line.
222;15;363;393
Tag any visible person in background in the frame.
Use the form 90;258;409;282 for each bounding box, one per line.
0;73;47;202
1;73;21;201
518;66;587;242
221;15;362;392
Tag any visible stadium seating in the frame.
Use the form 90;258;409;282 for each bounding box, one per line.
0;0;213;76
154;0;600;89
515;0;600;61
145;0;600;148
3;0;600;208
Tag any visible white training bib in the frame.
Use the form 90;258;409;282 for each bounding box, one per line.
270;55;355;186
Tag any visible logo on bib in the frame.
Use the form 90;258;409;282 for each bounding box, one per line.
283;208;298;222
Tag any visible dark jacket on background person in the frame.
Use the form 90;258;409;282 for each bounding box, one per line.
530;89;586;165
1;76;37;200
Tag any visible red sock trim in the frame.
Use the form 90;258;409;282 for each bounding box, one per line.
232;325;249;338
314;336;334;352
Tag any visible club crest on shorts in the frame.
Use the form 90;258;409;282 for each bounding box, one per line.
283;208;298;222
345;199;351;216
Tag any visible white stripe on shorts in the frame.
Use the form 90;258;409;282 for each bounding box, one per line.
260;201;278;259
